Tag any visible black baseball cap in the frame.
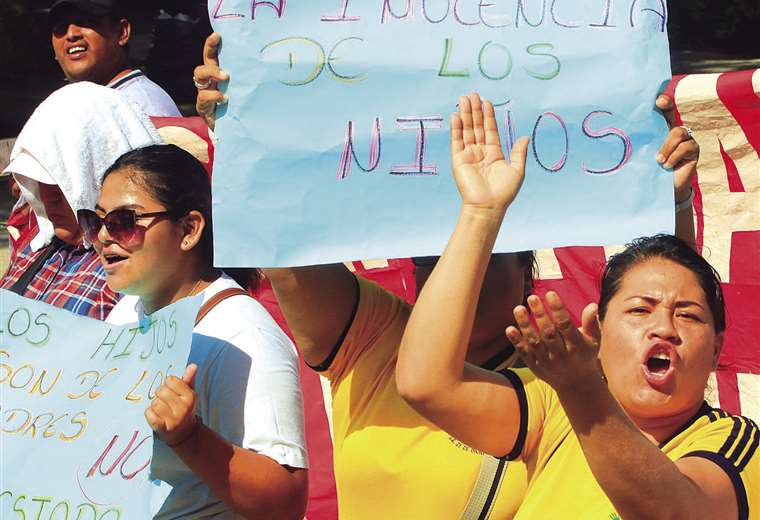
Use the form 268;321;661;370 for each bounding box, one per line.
48;0;124;22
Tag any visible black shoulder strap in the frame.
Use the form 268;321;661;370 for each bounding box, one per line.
9;238;64;295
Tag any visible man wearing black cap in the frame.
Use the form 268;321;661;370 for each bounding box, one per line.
49;0;180;116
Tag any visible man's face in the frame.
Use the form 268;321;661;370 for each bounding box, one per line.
51;9;129;84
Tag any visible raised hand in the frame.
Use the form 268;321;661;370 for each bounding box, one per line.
655;94;699;203
506;292;603;391
145;364;200;447
451;93;529;214
194;33;229;131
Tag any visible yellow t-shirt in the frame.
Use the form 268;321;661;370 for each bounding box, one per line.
506;368;759;520
321;277;527;519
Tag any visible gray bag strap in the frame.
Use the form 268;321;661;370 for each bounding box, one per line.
460;455;508;520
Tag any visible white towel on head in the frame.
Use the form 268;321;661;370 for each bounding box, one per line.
3;82;163;251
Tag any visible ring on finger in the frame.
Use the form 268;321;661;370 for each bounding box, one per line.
680;125;694;140
193;77;212;90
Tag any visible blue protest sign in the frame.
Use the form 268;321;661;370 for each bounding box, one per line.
0;290;200;519
210;0;673;267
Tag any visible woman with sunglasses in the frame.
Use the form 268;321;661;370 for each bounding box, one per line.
395;95;758;518
80;144;308;519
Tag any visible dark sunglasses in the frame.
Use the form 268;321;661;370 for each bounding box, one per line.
77;208;174;245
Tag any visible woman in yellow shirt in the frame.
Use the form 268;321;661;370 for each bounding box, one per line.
396;93;758;519
195;33;704;518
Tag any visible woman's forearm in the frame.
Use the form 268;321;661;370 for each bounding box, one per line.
396;205;525;457
556;380;723;520
397;206;502;403
674;206;696;250
397;96;528;457
170;423;307;520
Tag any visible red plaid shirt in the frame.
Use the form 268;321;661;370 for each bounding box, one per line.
1;241;120;320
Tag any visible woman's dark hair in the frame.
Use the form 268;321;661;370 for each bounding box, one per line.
598;235;725;333
413;250;536;304
103;144;260;291
517;250;537;301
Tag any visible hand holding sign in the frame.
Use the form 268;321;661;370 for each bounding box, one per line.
652;93;700;245
194;32;228;131
145;363;200;447
653;100;699;200
451;93;529;215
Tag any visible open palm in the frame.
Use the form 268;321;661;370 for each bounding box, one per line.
451;93;529;212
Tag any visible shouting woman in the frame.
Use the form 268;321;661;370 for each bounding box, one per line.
396;93;758;519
